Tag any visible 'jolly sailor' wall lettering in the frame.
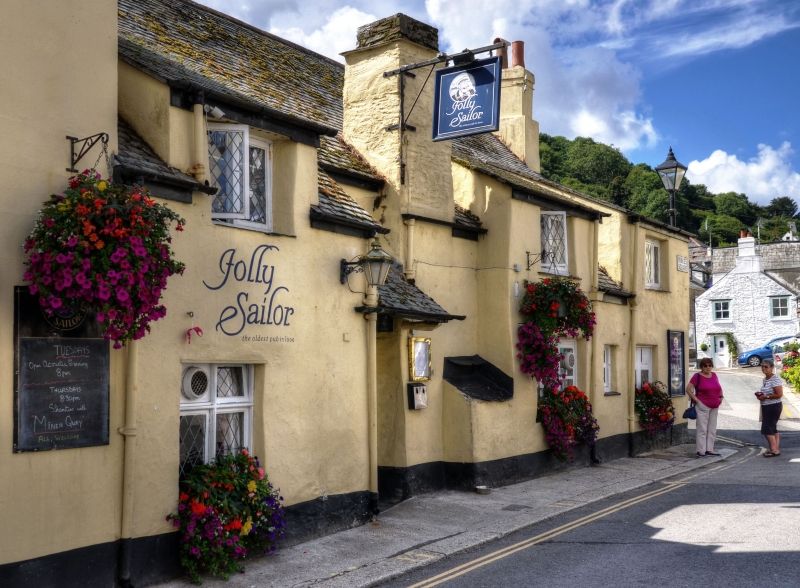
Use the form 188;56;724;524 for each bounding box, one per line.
203;245;295;336
432;56;501;141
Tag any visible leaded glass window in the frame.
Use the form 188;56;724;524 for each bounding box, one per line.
208;124;272;230
540;211;568;275
645;239;661;289
179;364;253;476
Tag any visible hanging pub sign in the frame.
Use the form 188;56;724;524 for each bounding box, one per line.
432;56;501;141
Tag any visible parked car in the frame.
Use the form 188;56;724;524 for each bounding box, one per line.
737;335;800;367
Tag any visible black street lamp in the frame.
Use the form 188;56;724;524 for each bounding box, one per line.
655;147;688;227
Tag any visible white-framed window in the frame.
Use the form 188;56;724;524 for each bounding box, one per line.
208;123;273;231
558;340;577;389
541;211;568;275
179;364;254;477
603;345;614;394
770;296;789;318
635;346;653;388
712;300;731;321
644;239;661;289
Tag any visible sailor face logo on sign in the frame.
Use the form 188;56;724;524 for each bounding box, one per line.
449;73;477;102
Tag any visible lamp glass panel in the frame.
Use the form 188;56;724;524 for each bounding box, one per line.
658;168;677;191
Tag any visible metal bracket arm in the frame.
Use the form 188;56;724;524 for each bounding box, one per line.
67;132;109;173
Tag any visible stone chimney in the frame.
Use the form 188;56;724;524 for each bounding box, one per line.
734;236;761;274
341;14;454;229
494;39;540;172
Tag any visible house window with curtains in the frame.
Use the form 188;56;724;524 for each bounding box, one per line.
541;211;568;275
208;123;273;231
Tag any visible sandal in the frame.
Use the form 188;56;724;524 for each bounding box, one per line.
764;451;781;457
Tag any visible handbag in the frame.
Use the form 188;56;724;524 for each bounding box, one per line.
682;403;697;420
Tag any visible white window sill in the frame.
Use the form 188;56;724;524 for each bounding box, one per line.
212;219;295;237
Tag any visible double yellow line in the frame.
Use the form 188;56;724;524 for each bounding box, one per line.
408;482;686;587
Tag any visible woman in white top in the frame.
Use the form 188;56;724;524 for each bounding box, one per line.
755;359;783;457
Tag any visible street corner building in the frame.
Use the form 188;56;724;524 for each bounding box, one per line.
0;0;693;585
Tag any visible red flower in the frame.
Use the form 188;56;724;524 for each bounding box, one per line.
179;492;189;502
190;500;206;516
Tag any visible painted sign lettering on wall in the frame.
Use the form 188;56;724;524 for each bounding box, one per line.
432;56;501;141
203;245;295;336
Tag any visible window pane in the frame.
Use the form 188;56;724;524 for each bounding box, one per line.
216;411;244;457
541;213;567;272
216;366;244;398
209;130;245;214
249;145;267;224
180;414;206;477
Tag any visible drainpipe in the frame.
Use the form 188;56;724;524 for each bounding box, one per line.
364;285;379;515
118;340;139;587
589;218;601;463
404;218;416;282
191;99;208;183
627;222;640;456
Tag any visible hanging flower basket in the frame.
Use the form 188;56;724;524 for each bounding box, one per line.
23;170;185;348
516;277;596;389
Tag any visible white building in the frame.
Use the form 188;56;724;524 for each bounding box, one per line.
696;237;800;367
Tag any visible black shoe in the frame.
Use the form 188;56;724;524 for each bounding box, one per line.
696;452;705;457
705;451;721;457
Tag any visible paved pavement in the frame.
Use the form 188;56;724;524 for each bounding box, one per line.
156;383;800;588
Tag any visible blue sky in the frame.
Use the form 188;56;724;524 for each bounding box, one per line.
197;0;800;205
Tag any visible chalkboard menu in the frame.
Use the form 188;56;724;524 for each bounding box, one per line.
15;337;110;452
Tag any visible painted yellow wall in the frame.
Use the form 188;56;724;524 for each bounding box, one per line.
0;0;120;565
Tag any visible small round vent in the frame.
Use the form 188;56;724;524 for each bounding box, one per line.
182;366;209;400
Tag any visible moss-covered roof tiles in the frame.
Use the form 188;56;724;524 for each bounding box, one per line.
119;0;343;133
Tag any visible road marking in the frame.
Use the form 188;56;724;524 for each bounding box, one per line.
407;483;686;588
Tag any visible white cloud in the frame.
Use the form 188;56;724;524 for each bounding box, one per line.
270;6;377;58
687;142;800;204
193;0;799;162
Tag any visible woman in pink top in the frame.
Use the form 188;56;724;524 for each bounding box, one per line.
686;358;724;457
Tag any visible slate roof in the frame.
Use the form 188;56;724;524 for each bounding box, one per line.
376;265;465;322
318;134;384;184
312;169;387;234
454;204;483;231
764;269;800;296
598;266;634;298
118;0;342;134
452;135;605;218
116;117;213;193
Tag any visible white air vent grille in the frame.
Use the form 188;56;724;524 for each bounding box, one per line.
182;366;210;401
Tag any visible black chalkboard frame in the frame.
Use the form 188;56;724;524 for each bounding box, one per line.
13;287;110;452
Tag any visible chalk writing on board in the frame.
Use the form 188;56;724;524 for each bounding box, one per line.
15;337;109;451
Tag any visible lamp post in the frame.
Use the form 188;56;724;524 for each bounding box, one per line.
655;147;688;227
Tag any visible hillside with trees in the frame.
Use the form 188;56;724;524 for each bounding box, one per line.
539;134;799;246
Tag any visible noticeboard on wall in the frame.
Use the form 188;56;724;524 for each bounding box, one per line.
13;286;109;452
667;330;685;396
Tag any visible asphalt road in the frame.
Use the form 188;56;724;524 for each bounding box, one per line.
386;370;800;588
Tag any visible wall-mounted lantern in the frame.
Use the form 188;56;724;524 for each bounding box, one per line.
340;240;393;289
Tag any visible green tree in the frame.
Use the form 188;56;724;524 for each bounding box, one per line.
765;196;798;218
566;137;632;188
714;192;756;225
539;134;570;181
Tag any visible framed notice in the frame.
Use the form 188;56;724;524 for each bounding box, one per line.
432;56;501;141
667;330;685;396
409;337;432;382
